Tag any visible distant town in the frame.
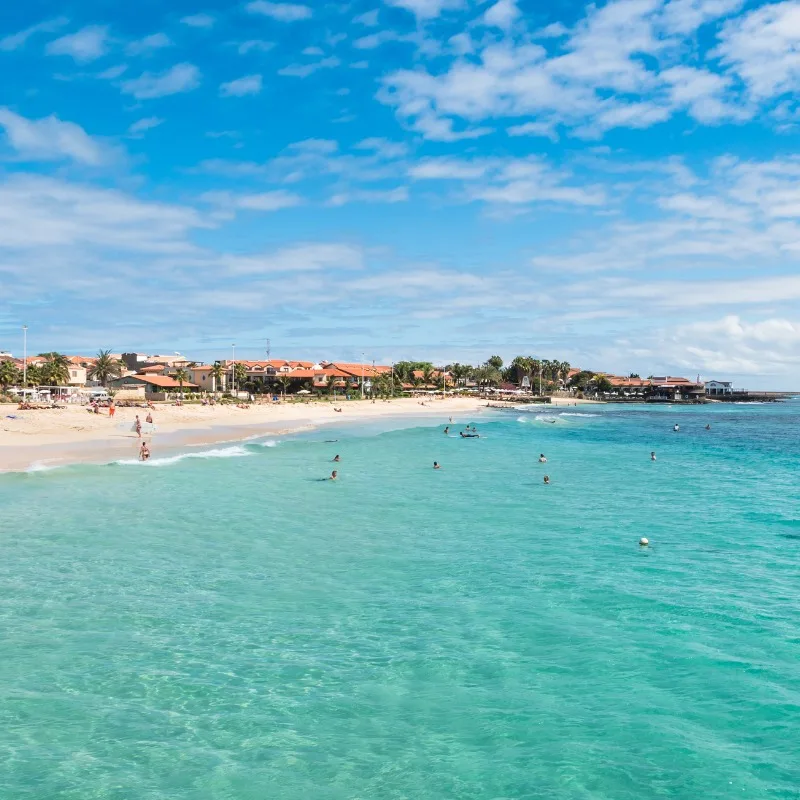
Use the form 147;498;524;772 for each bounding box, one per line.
0;349;783;404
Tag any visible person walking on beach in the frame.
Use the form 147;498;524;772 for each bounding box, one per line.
109;402;115;418
134;415;142;438
146;411;153;425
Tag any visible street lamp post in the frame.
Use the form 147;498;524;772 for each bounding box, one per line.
22;325;27;392
361;352;365;400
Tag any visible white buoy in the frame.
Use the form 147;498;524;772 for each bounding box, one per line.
639;537;649;547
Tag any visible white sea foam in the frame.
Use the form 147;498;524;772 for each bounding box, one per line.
25;462;61;473
258;440;278;447
115;445;252;467
558;412;598;418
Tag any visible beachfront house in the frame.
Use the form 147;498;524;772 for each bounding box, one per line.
649;377;705;402
108;374;198;399
705;380;733;396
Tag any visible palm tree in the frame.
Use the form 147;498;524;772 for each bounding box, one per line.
276;374;292;399
0;359;20;389
210;362;225;393
39;352;70;386
88;349;123;386
233;363;248;393
174;367;189;395
559;361;571;388
23;363;43;388
422;365;436;387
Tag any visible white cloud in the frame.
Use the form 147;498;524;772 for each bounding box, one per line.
46;25;109;62
660;0;743;35
237;39;275;54
507;121;559;140
181;13;216;28
0;108;110;165
483;0;520;31
355;10;380;25
354;138;409;158
121;63;201;99
383;0;464;19
278;56;340;78
327;187;409;206
302;46;324;56
716;1;800;100
0;173;205;253
245;1;312;21
409;158;489;180
126;32;172;56
219;74;263;97
221;243;364;274
0;16;69;52
200;190;302;211
128;117;164;136
97;64;127;80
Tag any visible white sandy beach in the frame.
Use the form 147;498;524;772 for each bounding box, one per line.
0;396;597;472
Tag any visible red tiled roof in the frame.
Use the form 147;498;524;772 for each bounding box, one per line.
128;375;198;388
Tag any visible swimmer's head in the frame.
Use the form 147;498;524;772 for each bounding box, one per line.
331;470;338;479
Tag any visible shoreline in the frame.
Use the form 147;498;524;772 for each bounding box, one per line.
0;395;602;473
0;397;485;473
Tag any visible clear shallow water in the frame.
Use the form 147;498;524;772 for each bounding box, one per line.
1;402;799;799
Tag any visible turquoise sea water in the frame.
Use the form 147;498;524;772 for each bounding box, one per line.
1;402;799;799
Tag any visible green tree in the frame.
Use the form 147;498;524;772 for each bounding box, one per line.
88;350;123;386
559;361;571;386
23;363;43;387
569;370;596;392
211;362;225;393
0;359;21;388
421;365;436;387
595;376;613;394
233;363;248;392
276;374;292;399
486;355;504;370
174;367;189;394
39;352;70;386
474;365;502;388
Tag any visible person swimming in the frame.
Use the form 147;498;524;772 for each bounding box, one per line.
330;470;338;480
539;453;547;463
543;475;550;485
705;424;711;430
443;426;449;434
651;451;657;461
673;423;680;432
433;461;441;469
333;454;340;462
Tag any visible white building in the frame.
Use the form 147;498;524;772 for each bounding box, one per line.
705;380;733;396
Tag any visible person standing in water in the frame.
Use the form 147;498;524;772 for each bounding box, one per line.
539;453;547;463
139;442;150;461
443;426;449;434
651;451;657;461
333;454;341;462
433;462;441;469
543;475;550;485
330;470;338;480
673;423;680;432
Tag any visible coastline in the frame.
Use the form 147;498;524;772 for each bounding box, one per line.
0;397;487;473
0;395;602;473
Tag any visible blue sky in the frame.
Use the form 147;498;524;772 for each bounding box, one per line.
1;0;799;386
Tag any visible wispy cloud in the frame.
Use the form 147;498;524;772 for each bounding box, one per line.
383;0;464;20
201;189;303;213
46;25;109;62
237;39;275;54
126;32;172;56
181;13;216;28
219;74;263;97
245;1;312;21
121;63;201;99
128;117;164;136
278;56;340;78
0;16;69;52
0;108;112;165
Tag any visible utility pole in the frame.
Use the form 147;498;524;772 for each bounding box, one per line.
361;352;365;399
22;325;27;392
231;343;236;394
